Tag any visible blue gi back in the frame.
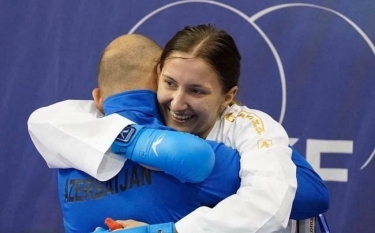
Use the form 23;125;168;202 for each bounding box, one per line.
57;90;241;233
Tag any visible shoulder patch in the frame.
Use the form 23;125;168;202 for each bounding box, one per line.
257;139;273;149
225;111;265;135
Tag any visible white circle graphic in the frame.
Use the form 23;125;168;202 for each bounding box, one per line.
127;0;287;124
129;0;375;169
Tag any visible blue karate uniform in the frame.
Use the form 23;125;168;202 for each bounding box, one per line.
57;90;240;233
58;90;329;233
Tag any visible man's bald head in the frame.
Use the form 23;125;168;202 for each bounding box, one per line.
97;34;162;100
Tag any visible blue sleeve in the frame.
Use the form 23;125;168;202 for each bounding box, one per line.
290;146;330;220
196;140;241;206
111;125;215;183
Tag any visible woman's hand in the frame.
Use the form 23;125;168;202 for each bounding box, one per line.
103;219;178;233
115;219;148;229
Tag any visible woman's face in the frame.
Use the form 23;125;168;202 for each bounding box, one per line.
157;52;230;138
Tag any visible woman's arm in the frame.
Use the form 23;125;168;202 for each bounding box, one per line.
176;105;297;233
28;99;216;183
28;100;133;181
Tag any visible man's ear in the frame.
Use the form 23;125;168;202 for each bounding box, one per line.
156;63;161;77
222;86;238;107
156;64;162;82
92;88;104;113
154;64;162;91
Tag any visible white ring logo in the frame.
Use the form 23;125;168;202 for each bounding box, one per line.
128;0;375;170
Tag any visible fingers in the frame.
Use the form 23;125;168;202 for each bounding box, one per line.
105;217;123;231
116;219;147;229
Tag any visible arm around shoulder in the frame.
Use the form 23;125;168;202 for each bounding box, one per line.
290;146;330;220
111;125;216;183
179;105;297;232
27;100;133;181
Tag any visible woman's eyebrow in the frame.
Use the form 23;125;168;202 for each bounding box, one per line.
189;84;211;91
161;73;174;80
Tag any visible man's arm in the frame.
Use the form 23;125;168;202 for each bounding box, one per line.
90;141;241;233
28;100;132;181
28;100;215;183
290;146;330;220
111;124;215;183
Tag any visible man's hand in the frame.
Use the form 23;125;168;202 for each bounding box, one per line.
112;124;215;183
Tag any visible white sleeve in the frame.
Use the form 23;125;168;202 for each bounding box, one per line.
27;100;134;181
176;105;297;233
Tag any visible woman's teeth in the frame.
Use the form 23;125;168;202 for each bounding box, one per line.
171;112;192;120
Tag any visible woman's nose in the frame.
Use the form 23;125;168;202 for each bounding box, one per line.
170;90;188;111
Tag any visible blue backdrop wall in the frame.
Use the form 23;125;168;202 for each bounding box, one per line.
1;0;374;232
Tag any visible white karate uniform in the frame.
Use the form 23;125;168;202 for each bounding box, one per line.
28;100;297;233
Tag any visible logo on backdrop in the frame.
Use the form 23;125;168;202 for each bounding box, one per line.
129;0;375;180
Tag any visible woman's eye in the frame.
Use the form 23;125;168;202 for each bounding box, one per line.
164;80;177;89
164;80;173;86
191;89;204;95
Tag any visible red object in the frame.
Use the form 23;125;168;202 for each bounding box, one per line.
105;217;123;231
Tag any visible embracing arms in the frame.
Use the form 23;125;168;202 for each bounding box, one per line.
28;100;215;183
